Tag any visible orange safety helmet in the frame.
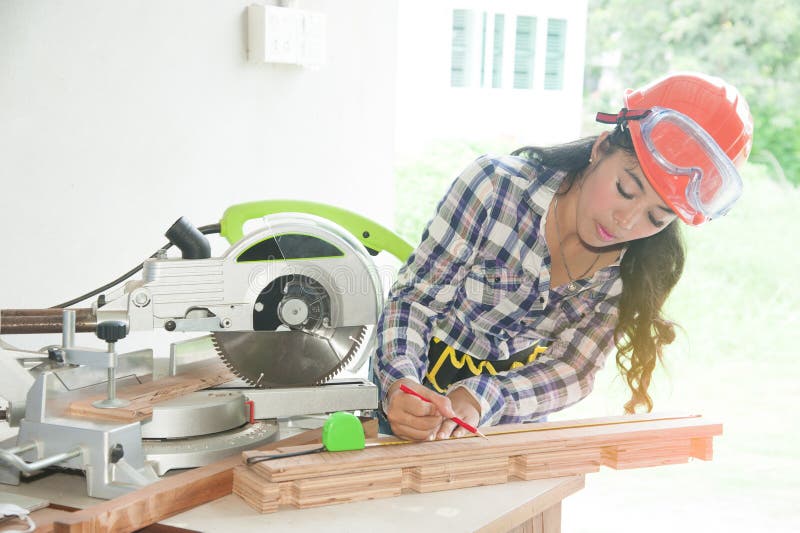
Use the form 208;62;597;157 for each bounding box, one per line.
597;73;754;225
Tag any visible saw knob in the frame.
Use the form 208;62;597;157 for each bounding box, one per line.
96;321;129;343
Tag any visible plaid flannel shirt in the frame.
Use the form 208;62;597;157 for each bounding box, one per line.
375;155;624;426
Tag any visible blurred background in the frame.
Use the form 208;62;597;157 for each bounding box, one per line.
1;0;798;531
393;1;799;532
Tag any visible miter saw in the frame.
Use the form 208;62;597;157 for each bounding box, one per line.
0;200;412;499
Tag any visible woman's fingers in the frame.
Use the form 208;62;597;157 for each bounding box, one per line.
386;395;446;441
389;380;457;418
387;409;441;441
443;387;482;439
436;419;458;440
386;382;442;440
398;394;437;417
391;421;441;441
424;392;456;420
386;403;441;432
385;380;474;441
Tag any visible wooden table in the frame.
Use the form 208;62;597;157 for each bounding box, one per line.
0;470;583;533
2;420;585;533
159;474;585;533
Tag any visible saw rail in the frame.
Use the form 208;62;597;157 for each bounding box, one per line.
0;308;96;334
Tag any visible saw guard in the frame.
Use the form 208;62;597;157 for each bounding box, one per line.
210;213;383;387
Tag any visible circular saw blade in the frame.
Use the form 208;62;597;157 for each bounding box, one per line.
211;326;366;388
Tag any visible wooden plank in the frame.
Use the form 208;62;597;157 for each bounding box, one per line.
602;438;692;469
690;437;714;460
510;448;601;480
232;466;281;513
481;412;704;437
233;415;720;515
53;457;237;533
66;360;237;422
49;418;377;533
232;466;404;512
246;415;721;483
289;468;403;509
404;456;509;492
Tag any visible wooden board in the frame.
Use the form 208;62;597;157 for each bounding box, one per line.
691;437;715;460
234;414;722;514
66;359;237;422
232;466;284;514
45;419;377;532
602;437;693;469
404;456;509;492
288;468;403;509
510;448;602;480
246;415;720;482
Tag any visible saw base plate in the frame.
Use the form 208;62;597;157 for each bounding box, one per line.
143;420;279;476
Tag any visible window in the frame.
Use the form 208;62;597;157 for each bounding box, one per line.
450;10;495;88
450;9;473;88
492;14;505;88
544;19;567;90
479;12;488;87
513;16;537;89
449;10;568;91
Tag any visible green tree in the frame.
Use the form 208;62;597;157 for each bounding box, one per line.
586;0;800;184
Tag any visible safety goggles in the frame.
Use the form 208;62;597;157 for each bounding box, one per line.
598;107;744;222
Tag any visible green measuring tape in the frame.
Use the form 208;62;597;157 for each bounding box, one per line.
246;412;366;465
321;411;366;451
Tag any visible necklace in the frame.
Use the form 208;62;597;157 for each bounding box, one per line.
553;196;600;291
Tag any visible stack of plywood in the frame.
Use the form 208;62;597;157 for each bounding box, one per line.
233;414;721;513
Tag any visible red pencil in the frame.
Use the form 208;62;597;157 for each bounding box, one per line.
399;384;489;440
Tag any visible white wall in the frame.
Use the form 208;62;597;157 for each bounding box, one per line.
0;0;398;332
396;0;587;154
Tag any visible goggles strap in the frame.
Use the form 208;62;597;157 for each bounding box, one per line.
596;108;652;131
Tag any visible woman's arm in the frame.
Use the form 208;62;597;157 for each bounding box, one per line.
448;293;621;426
374;156;500;433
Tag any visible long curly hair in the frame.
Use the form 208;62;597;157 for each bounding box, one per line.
512;126;685;413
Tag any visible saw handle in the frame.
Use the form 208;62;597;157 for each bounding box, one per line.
220;200;413;262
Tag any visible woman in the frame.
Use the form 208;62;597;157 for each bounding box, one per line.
373;72;753;441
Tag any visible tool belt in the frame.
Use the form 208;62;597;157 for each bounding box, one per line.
423;337;550;393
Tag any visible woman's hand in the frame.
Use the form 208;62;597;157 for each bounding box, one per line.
384;379;455;441
436;386;482;439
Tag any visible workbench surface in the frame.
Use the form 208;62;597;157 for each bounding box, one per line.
1;421;584;532
0;467;583;532
162;474;585;532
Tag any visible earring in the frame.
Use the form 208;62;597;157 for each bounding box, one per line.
589;157;593;164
